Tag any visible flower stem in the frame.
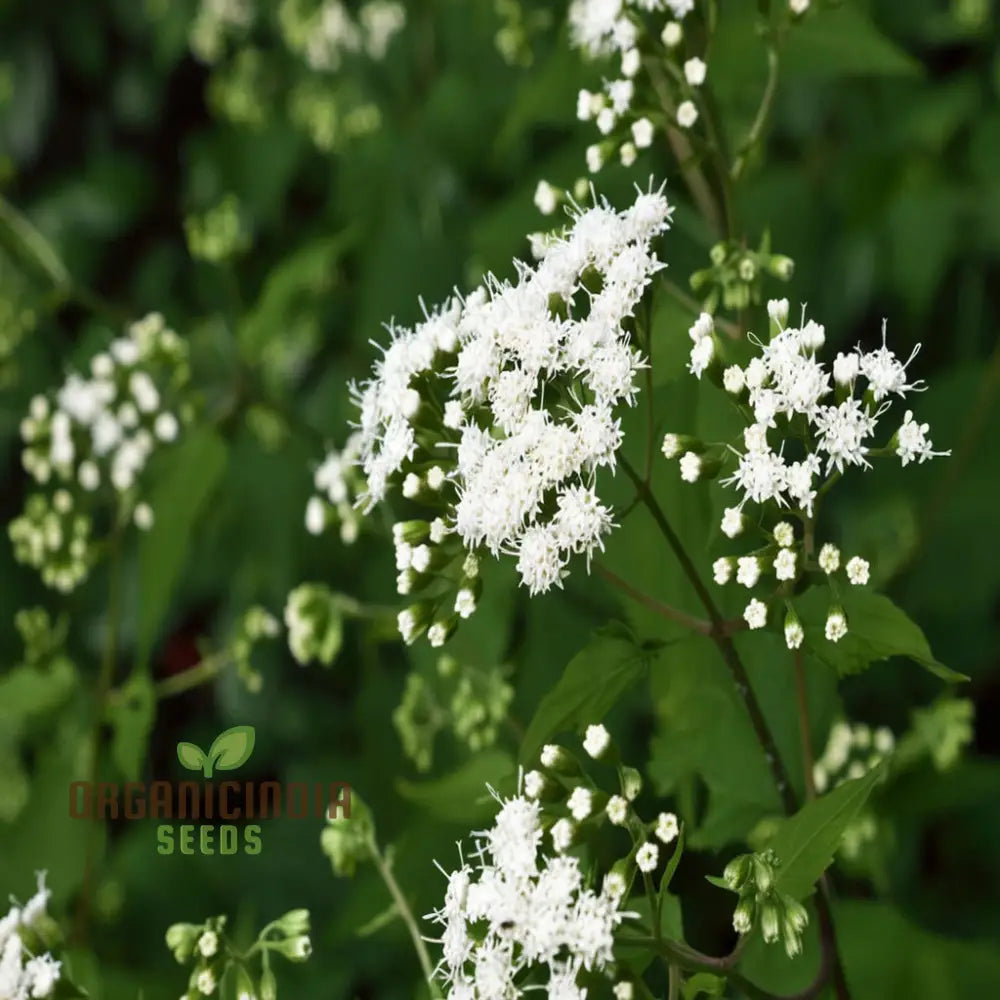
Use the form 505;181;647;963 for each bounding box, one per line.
793;649;816;800
732;44;781;182
368;839;442;999
619;456;797;814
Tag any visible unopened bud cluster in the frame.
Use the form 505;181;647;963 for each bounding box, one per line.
722;849;809;959
283;583;343;666
690;237;795;313
393;654;513;772
11;313;192;592
227;605;281;692
167;908;312;999
304;432;366;544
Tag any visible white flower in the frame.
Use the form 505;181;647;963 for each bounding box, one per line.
688;334;714;378
683;57;706;86
661;433;681;459
825;609;848;642
874;727;895;754
736;556;761;588
577;88;597;121
428;623;449;647
567;787;594;821
785;619;804;650
661;21;682;47
535;180;559;215
455;588;477;618
744;599;767;630
631;117;654;148
818;543;840;575
551;818;575;853
790;0;810;13
679;452;702;483
723;365;745;394
524;771;545;799
846;556;869;586
583;724;610;759
721;508;744;538
635;842;659;873
613;983;635;1000
197;968;216;995
586;144;604;173
676;100;698;128
773;521;794;547
773;548;796;581
197;930;219;958
712;557;732;585
655;812;679;844
540;745;561;769
832;352;859;386
596;107;616;135
133;503;155;531
621;47;641;77
619;142;638;167
896;410;947;466
767;298;789;327
305;496;326;535
606;795;628;825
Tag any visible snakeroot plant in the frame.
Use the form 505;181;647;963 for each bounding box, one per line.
0;1;992;999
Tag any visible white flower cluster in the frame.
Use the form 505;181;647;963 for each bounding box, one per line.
305;432;365;543
426;787;633;1000
11;313;190;591
663;301;948;647
813;720;893;795
279;0;405;72
0;873;62;999
568;1;705;173
190;0;255;62
344;186;672;646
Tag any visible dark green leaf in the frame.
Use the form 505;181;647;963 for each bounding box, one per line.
108;671;155;782
519;622;659;765
396;750;514;823
796;589;967;682
136;428;228;671
768;765;885;901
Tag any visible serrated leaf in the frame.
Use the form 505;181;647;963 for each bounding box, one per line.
768;765;885;901
136;428;228;672
207;725;256;774
396;750;514;823
519;622;659;765
176;741;206;772
796;589;967;682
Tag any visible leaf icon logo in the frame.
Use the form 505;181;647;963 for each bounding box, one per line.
176;725;256;778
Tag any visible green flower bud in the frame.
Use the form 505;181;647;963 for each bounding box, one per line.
260;968;277;1000
621;767;643;802
273;908;311;936
760;898;782;944
165;922;201;963
233;965;257;1000
321;792;374;877
752;853;775;893
284;583;344;666
723;853;752;891
539;744;580;776
733;892;755;934
392;520;430;545
272;933;312;962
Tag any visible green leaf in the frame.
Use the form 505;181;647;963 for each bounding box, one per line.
783;7;923;78
176;741;206;772
683;973;726;999
108;671;155;782
796;589;967;682
207;724;256;773
519;623;659;764
658;826;685;935
396;749;514;823
136;428;228;671
768;765;885;901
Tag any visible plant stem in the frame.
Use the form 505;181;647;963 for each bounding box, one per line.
660;278;741;339
620;456;797;815
619;459;852;998
75;529;123;941
793;650;816;800
596;563;714;635
153;653;232;700
732;44;781;182
369;839;442;999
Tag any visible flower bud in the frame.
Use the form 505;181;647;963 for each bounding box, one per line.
392;520;429;545
260;969;277;1000
723;854;752;891
539;744;579;776
273;934;312;962
752;853;775;893
165;923;200;963
621;766;643;802
733;892;756;934
760;898;782;943
274;908;311;936
233;966;257;1000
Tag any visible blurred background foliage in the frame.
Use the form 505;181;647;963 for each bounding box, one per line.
0;0;998;997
